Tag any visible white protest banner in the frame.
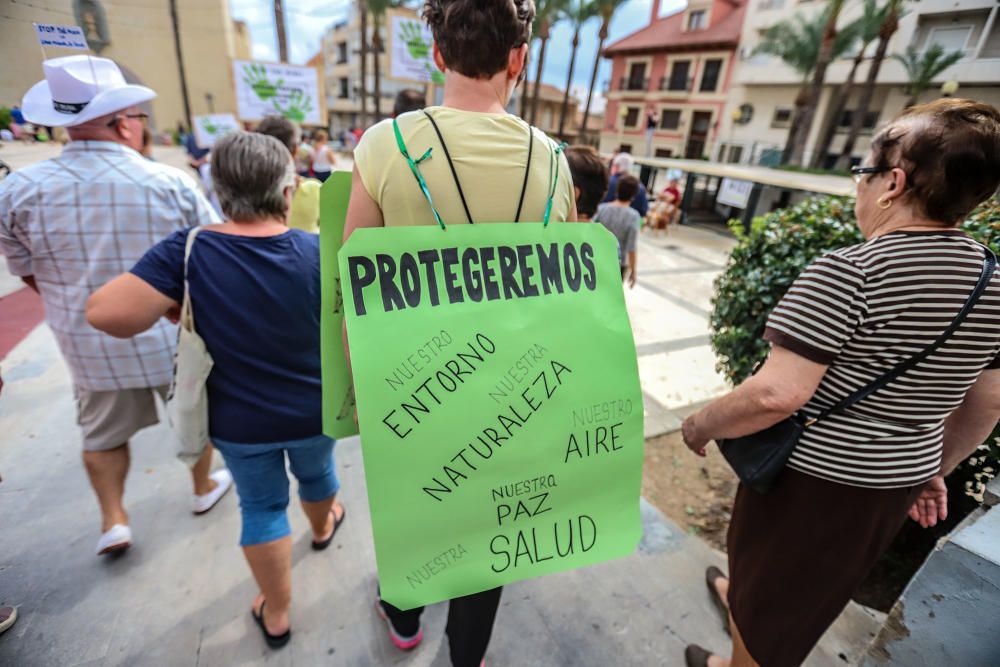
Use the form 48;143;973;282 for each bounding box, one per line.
232;60;323;125
388;13;444;85
717;178;754;209
192;114;241;149
34;24;88;50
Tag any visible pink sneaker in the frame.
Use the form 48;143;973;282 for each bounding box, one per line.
375;598;423;651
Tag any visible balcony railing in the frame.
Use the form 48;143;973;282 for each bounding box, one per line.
618;76;650;91
659;76;693;92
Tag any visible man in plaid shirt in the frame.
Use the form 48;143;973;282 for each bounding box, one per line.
0;56;232;556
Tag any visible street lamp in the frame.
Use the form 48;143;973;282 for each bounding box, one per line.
941;80;960;98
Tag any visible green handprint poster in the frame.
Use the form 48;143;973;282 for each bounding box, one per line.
232;59;324;125
192;113;240;149
389;13;444;85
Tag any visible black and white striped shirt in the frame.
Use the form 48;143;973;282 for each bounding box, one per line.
764;231;1000;489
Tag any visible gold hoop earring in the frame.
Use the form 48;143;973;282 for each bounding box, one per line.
877;196;892;210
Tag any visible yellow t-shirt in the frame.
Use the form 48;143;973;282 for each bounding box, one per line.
288;177;321;233
354;106;575;227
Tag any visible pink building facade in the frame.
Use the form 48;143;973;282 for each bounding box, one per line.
600;0;747;160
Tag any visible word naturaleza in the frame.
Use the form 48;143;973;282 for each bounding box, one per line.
347;242;599;316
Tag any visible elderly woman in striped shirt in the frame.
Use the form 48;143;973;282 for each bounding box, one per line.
679;98;1000;667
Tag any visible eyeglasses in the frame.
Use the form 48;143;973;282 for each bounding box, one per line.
850;165;890;184
106;113;150;128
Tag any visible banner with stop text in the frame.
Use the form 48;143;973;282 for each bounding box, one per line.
340;223;643;610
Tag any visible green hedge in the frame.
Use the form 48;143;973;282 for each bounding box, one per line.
710;195;1000;499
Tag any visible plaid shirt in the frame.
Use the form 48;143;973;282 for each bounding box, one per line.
0;141;220;390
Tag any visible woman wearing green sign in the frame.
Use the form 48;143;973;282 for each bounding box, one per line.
343;1;576;665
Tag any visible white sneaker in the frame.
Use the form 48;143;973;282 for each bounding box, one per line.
96;524;132;555
193;468;233;515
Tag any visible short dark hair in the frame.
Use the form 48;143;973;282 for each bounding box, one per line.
393;89;426;117
255;115;299;153
423;0;535;79
565;145;608;218
616;174;640;203
870;98;1000;226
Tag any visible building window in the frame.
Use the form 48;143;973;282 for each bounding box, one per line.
926;26;972;53
667;60;691;91
624;106;641;128
687;9;707;31
728;145;743;164
838;110;880;130
655;148;673;158
622;62;647;91
771;107;793;128
337;42;348;64
338;77;349;99
700;59;723;92
660;109;681;130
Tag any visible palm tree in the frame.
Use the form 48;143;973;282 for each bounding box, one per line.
367;0;406;123
558;0;599;139
580;0;627;143
811;0;889;168
895;44;964;108
787;0;852;166
530;0;568;126
358;1;369;128
836;0;904;169
754;8;838;163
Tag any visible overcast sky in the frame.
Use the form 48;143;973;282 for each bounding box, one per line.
228;0;687;113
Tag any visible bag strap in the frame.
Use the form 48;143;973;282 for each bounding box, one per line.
180;226;205;332
809;245;997;425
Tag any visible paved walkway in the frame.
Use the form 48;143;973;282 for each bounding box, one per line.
0;144;878;665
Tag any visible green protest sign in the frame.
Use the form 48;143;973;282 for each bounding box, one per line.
320;172;359;439
340;222;643;610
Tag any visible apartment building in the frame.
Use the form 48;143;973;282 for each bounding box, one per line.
599;0;747;158
718;0;1000;168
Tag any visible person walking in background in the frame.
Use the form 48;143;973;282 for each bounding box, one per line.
344;1;575;664
0;56;231;557
310;130;336;183
564;145;609;222
87;132;344;650
594;174;641;286
393;88;426;117
679;99;1000;667
256;115;322;234
602;152;648;218
294;133;314;178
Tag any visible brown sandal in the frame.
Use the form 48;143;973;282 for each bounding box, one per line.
705;565;731;636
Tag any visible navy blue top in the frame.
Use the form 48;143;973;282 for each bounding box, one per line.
131;228;323;444
602;173;649;217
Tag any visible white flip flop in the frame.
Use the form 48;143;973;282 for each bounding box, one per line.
192;468;233;515
96;524;132;555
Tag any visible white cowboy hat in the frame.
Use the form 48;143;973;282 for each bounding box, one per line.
21;55;156;128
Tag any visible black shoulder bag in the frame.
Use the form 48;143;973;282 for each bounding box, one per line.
720;246;996;494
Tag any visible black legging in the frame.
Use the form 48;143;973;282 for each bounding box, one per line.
382;587;503;667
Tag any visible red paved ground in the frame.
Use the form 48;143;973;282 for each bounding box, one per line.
0;286;45;360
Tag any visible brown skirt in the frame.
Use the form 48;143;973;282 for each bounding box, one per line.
727;468;921;667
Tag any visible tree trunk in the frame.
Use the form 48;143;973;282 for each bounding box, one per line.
838;6;898;169
520;66;531;118
168;0;192;130
372;21;383;122
358;3;369;129
580;21;610;146
558;27;582;138
788;0;842;166
274;0;288;63
530;33;550;127
781;86;809;164
810;53;863;168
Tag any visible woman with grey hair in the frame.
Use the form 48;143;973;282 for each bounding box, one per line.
87;131;345;649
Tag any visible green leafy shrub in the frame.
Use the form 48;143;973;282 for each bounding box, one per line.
0;106;12;132
711;194;1000;499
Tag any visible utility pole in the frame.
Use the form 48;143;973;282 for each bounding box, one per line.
274;0;289;62
359;2;369;128
168;0;192;130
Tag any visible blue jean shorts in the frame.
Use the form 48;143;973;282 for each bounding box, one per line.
213;434;339;546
